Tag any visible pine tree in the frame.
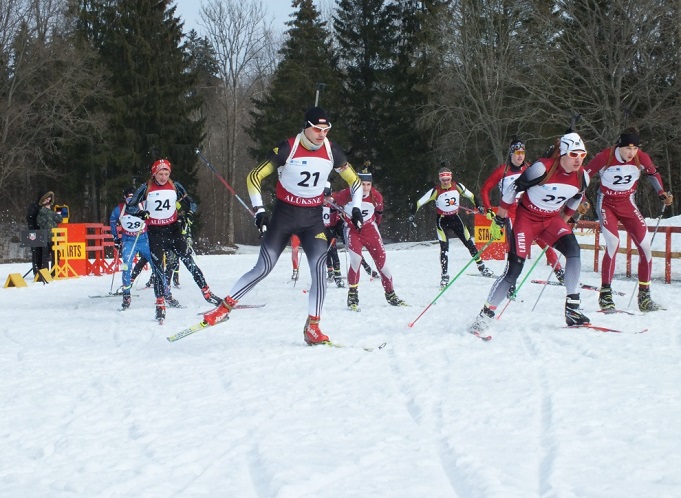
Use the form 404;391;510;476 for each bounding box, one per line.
73;0;204;218
248;0;344;160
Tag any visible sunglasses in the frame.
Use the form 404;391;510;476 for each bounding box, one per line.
567;151;587;159
307;121;332;133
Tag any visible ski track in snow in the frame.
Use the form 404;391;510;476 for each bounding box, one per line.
2;234;681;496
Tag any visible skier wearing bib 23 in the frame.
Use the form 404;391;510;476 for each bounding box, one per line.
203;107;363;345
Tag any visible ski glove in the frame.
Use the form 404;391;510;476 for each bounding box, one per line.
254;207;268;234
137;210;150;220
659;191;674;206
490;215;505;241
485;208;496;221
113;238;122;251
351;207;363;230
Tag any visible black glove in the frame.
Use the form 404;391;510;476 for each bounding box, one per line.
351;207;363;230
137;210;150;220
254;208;268;233
113;238;122;251
477;205;485;214
407;215;416;227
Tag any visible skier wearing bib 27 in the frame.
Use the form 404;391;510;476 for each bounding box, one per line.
584;127;673;312
203;107;363;345
109;187;155;310
480;137;566;287
470;132;591;335
408;166;492;288
127;159;221;321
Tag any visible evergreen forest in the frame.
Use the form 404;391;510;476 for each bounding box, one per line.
2;0;679;249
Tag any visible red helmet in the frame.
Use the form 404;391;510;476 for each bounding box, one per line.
151;159;172;175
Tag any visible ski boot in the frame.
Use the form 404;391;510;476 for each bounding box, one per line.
121;295;131;310
333;269;345;288
203;296;238;326
598;286;615;311
303;315;330;345
172;271;180;287
145;274;155;288
385;291;407;307
565;294;590;326
155;297;166;322
166;294;182;308
291;269;299;281
469;306;494;335
347;286;360;312
440;274;450;289
506;283;517;300
327;267;335;282
202;286;222;306
477;261;494;277
554;267;565;285
638;287;662;312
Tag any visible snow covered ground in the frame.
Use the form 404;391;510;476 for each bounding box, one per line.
2;221;680;497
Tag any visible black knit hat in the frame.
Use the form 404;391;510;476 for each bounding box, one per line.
509;137;525;155
617;130;640;147
304;107;331;128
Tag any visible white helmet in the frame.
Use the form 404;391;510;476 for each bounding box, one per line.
559;132;586;156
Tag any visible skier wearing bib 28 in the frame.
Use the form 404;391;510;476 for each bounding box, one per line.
584;127;673;312
333;169;407;311
408;167;492;288
470;132;591;335
127;159;221;321
480;137;566;287
203;107;363;345
109;187;155;310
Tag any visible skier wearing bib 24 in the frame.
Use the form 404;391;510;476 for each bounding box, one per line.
583;127;673;312
408;167;492;288
127;159;221;321
203;107;363;345
469;132;591;335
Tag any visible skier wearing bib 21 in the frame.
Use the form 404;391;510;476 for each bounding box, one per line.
203;107;363;345
469;132;591;335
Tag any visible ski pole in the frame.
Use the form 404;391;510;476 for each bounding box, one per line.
496;245;550;319
408;239;495;328
195;149;255;217
109;245;119;294
627;203;666;309
531;254;563;311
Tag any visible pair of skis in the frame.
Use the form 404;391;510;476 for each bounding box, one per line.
530;280;627;296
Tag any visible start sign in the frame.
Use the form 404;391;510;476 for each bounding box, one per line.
474;210;507;260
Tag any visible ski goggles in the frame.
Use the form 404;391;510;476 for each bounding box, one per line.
307;121;332;133
566;150;587;159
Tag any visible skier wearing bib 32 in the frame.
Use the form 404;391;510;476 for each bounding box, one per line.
333;169;406;311
109;187;155;310
127;159;221;321
408;167;492;288
480;137;566;287
469;132;591;335
583;127;673;312
203;107;363;345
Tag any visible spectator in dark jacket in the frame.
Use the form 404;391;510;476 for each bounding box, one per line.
26;190;62;274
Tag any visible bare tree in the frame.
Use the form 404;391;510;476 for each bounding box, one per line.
199;0;275;245
0;0;108;214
